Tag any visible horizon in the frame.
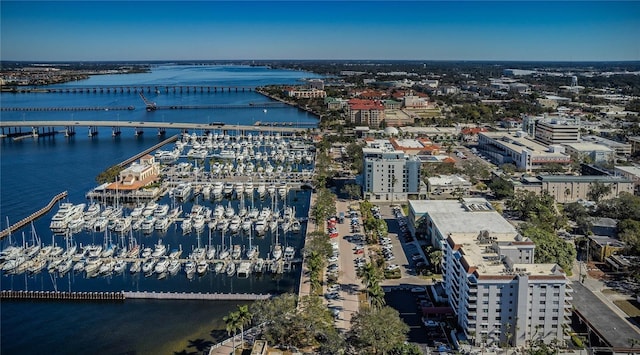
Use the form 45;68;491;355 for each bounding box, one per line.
1;1;639;62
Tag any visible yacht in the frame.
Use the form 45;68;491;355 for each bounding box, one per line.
141;216;157;233
113;260;127;274
129;205;145;219
167;260;181;275
98;260;115;275
191;247;206;261
229;215;241;234
84;258;102;274
142;258;157;274
218;248;230;260
284;246;295;260
196;259;208;275
212;181;224;198
141;247;153;258
142;202;157;217
246;245;258;259
206;246;216;260
154;217;170;231
272;244;282;260
154;257;170;274
224;203;235;218
169;248;183;259
241;218;252;233
225;261;236;276
151;241;166;258
114;217;132;233
231;245;242;259
181;218;192;234
214;261;224;273
93;217;109;233
153;204;169;218
253;258;265;273
73;260;86;273
85;245;103;258
257;183;266;197
234;182;244;195
84;202;101;219
193;215;206;232
223;182;234;196
184;260;196;278
129;260;141;273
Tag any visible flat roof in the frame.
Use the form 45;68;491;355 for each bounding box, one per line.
480;131;566;156
536;175;632;183
410;199;517;237
615;165;640;177
563;142;614;152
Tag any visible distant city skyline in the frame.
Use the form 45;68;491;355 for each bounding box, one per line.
1;1;639;62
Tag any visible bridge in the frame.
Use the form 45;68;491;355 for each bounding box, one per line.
2;85;256;94
0;120;315;138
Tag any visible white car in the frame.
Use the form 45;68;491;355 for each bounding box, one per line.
386;264;400;271
328;256;339;263
327;284;340;293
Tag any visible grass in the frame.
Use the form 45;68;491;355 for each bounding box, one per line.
613;299;640;317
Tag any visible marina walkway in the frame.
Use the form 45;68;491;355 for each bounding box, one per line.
0;290;271;301
0;191;68;240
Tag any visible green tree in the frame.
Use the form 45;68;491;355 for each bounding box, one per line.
342;183;362;201
487;176;514;199
587;181;612;203
519;224;576;274
311;188;337;230
348;306;410;355
618;219;640;255
236;305;252;348
224;310;241;352
460;159;490;184
368;283;386;310
428;250;444;274
96;165;123;184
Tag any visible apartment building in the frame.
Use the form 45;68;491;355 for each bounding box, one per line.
513;175;634;203
348;98;386;127
477;131;571;171
362;140;421;201
534;121;580;145
407;199;571;347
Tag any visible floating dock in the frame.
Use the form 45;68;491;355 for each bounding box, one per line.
0;191;68;240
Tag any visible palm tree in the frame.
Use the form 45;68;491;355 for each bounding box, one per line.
236;305;252;349
428;250;443;274
368;283;386;309
224;310;240;352
358;262;381;289
390;175;398;203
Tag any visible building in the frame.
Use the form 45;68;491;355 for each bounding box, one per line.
513;175;634;203
614;165;640;195
534;121;580;145
324;97;347;111
587;235;625;262
477;131;571;171
427;175;472;196
307;78;324;90
283;87;326;99
362;140;422;202
348;99;386;127
582;135;632;157
107;155;159;191
408;199;571;347
628;136;640;155
562;142;614;163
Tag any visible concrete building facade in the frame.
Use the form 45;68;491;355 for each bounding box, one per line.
513;175;635;203
362;140;421;202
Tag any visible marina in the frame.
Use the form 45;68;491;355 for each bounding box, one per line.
0;64;321;355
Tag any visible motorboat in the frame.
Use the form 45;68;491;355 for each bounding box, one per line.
231;245;242;259
184;260;196;278
284;246;295;260
167;260;181;275
151;241;166;258
196;259;208;275
142;259;157;274
129;260;141;273
113;260;127;274
272;244;282;260
225;261;236;276
154;257;170;274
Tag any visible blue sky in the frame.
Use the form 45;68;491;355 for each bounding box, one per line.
1;1;639;61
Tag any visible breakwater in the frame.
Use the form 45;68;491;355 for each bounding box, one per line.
0;191;68;240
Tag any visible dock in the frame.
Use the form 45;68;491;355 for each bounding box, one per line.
0;191;68;240
117;134;179;168
0;290;271;302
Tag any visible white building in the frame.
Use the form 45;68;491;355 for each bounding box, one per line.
562;142;614;163
427;174;472;196
408;199;571;347
477;131;571;171
362;140;421;202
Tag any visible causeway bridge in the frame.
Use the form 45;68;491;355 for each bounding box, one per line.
2;85;256;94
0;120;314;138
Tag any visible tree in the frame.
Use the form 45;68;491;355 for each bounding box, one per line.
358;262;382;289
428;250;444;274
311;188;337;230
460;159;490;184
519;224;577;274
487;176;514;199
236;305;253;348
96;165;123;184
224;310;241;352
618;219;640;255
348;306;409;355
587;181;612;203
342;183;362;201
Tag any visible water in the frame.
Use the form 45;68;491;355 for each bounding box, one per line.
0;65;320;354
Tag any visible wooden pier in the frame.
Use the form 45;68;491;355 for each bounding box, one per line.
123;291;271;301
0;191;68;240
0;290;271;302
1;106;135;112
117;134;179;168
0;290;125;301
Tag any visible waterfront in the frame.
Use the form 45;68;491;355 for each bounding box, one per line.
0;65;320;354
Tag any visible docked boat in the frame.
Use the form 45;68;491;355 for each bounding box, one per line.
231;245;242;259
181;218;192;234
73;260;86;273
253;258;265;273
214;261;224;273
151;241;166;258
257;183;266;197
218;248;230;260
130;205;145;218
84;202;101;219
113;260;127;274
192;215;206;232
93;217;109;233
154;217;170;231
223;182;234;196
154;257;169;274
191;247;206;261
142;259;157;274
28;258;47;274
272;244;282;260
141;216;157;233
234;182;244;195
98;260;115;275
141;247;153;258
246;245;258;259
184;260;196;278
225;261;236;276
132;218;143;231
212;181;224;199
129;260;141;273
206;246;216;260
169;248;182;259
229;216;241;234
284;246;295;260
196;259;208;275
84;258;102;274
167;260;181;275
241;218;252;233
153;204;169;218
85;245;103;258
114;217;132;233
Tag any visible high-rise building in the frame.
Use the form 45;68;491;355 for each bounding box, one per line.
362;140;421;201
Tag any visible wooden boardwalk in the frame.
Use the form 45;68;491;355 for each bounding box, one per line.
0;290;271;302
0;191;68;240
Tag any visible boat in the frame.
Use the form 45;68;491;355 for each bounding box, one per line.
101;244;115;258
84;202;101;219
93;217;109;232
169;248;183;259
85;245;102;258
141;247;152;258
206;246;216;260
141;216;157;233
153;204;169;218
272;244;282;260
231;245;242;259
246;245;258;259
284;246;295;260
229;216;241;234
225;261;236;276
129;260;142;273
113;259;127;274
132;218;143;231
129;205;145;218
151;241;166;258
234;182;244;195
27;258;47;274
184;260;196;278
142;202;157;217
241;218;252;233
192;215;206;232
154;257;169;274
191;247;206;260
257;183;266;197
84;258;102;274
114;217;132;233
98;260;115;274
214;261;224;273
154;217;170;231
73;260;85;273
181;218;192;234
253;258;265;273
237;261;252;278
167;260;181;275
223;182;234;196
142;258;157;274
277;184;288;199
224;202;235;218
196;259;208;275
212;181;224;199
218;248;230;260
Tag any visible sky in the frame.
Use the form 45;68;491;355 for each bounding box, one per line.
1;1;639;62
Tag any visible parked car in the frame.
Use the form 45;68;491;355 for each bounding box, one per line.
411;287;427;293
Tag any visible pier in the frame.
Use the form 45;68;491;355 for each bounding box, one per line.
0;290;271;301
117;134;179;168
0;191;68;240
123;291;271;301
1;106;135;112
